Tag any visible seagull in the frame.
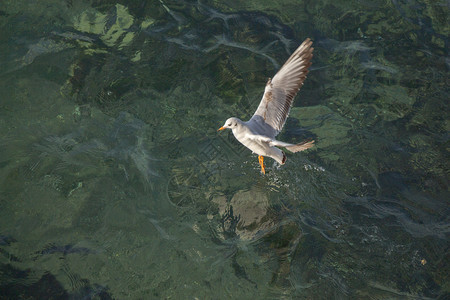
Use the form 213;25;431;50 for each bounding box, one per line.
218;38;315;174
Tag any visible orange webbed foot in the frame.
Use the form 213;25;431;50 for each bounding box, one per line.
258;155;265;174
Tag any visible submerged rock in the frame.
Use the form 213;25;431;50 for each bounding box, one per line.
73;4;135;50
213;187;274;241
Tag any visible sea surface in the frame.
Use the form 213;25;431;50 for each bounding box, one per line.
0;0;448;299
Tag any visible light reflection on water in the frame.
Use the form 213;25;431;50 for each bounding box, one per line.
0;0;448;298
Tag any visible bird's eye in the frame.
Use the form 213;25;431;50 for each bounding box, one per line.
234;123;237;126
228;123;231;126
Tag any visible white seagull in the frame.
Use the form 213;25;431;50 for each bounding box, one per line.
218;38;315;174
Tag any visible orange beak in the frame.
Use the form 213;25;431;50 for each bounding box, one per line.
217;126;225;131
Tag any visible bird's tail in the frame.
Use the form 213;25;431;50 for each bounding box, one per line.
285;139;314;153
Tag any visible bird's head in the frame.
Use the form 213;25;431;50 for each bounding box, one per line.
218;117;240;131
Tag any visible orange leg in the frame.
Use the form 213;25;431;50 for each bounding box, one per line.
258;155;265;174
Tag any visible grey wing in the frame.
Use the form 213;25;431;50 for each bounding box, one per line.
250;38;313;136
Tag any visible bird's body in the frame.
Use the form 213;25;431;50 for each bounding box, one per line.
227;117;285;164
218;38;315;174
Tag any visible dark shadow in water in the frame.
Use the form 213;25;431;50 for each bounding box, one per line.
0;263;112;300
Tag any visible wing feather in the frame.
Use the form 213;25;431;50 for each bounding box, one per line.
250;38;314;135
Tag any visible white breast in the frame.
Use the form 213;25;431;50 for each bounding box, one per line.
232;127;268;156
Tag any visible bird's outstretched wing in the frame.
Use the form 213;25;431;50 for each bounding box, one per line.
250;38;313;135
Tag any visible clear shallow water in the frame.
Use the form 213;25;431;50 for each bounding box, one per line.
0;0;448;299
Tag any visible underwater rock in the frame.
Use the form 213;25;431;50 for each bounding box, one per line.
214;187;274;241
0;263;112;299
73;4;135;50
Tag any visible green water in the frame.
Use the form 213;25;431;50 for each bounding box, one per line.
0;0;448;299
